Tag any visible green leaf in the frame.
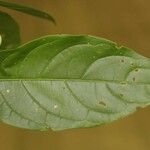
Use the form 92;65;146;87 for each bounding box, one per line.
0;35;149;131
0;11;20;50
0;0;56;24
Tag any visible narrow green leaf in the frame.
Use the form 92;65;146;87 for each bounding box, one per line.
0;0;56;24
0;11;20;50
0;35;149;131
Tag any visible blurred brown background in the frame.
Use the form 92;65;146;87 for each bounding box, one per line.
0;0;150;150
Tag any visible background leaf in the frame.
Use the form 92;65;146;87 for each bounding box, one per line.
0;11;20;50
0;0;56;24
0;35;149;131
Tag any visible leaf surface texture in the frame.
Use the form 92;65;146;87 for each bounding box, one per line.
0;35;149;131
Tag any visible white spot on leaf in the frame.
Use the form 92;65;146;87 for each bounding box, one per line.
54;105;58;109
6;89;10;93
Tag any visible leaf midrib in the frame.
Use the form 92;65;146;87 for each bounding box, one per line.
0;78;149;85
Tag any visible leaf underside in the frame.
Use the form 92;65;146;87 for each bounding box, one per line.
0;34;149;131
